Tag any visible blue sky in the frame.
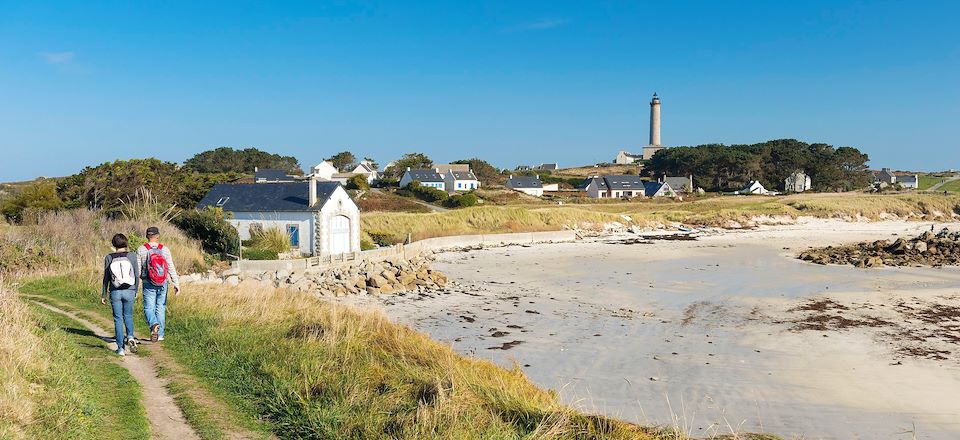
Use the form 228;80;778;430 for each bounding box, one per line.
1;1;958;181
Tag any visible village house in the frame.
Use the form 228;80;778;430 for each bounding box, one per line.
896;175;919;189
583;175;646;199
535;163;558;171
784;170;812;193
875;168;896;185
505;175;544;196
644;181;677;198
433;164;470;175
614;150;644;165
661;175;694;193
399;168;445;191
444;170;480;192
515;165;532;171
311;161;339;181
737;180;773;195
197;178;361;257
254;168;297;183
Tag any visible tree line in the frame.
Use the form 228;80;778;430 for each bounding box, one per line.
643;139;872;192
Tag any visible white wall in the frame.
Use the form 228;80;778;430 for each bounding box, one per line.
316;186;362;256
513;187;544;197
445;175;480;192
229;211;316;256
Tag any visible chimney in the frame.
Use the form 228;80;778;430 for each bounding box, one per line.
309;176;317;207
254;166;258;172
407;167;411;171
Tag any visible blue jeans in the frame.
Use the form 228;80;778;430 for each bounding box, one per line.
109;289;136;350
143;282;167;338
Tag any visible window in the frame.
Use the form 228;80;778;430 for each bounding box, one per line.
286;224;299;247
215;197;229;207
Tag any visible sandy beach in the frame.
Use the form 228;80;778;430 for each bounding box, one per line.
334;219;960;439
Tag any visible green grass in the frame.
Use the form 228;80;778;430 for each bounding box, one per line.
25;303;150;440
21;275;664;439
20;276;273;440
938;179;960;193
918;174;945;191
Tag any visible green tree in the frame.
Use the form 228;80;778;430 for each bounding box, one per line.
327;151;357;171
387;153;433;179
171;207;240;258
345;174;370;190
1;179;63;223
183;147;302;174
453;158;503;185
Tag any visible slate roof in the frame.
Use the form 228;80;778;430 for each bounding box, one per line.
254;169;295;182
601;175;645;190
537;163;558;170
664;176;692;191
644;181;672;197
196;182;340;212
506;176;543;189
448;170;478;181
896;175;918;184
404;169;444;182
582;176;607;190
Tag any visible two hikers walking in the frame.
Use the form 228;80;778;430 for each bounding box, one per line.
102;226;180;356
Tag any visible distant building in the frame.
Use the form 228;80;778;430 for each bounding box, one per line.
613;93;668;164
583;175;646;199
515;165;533;171
614;150;644;165
875;168;896;185
506;175;544;196
896;175;919;189
784;170;812;193
254;168;296;183
445;170;480;192
661;175;694;193
399;168;446;191
738;180;773;195
535;163;558;171
311;161;339;181
434;164;471;175
643;181;676;198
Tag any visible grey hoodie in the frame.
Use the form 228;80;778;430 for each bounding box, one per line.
102;251;140;299
137;242;181;289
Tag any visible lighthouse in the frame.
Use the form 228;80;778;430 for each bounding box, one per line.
649;92;661;146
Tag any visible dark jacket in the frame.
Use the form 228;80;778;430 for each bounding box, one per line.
102;251;140;298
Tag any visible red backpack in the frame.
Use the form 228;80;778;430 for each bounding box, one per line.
144;244;169;285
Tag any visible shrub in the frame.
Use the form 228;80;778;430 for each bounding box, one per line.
1;180;63;223
249;227;290;253
444;193;478;208
171;207;240;258
243;248;279;260
346;174;370;190
366;230;403;246
360;238;375;251
405;181;448;203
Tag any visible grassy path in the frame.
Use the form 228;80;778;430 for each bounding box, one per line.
28;299;200;440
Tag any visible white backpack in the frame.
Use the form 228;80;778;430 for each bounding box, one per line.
109;253;135;289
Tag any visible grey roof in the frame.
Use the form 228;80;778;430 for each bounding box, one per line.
896;175;918;184
254;169;295;182
601;175;645;190
405;169;444;182
582;176;607;190
644;181;671;197
537;163;558;170
196;182;340;212
448;170;478;180
664;176;692;191
506;176;543;189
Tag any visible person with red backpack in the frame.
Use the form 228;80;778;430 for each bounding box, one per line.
138;226;181;342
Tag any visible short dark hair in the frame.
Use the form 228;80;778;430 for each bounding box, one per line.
112;233;129;249
146;226;160;238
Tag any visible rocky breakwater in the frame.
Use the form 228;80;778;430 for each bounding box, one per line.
799;229;960;267
182;256;448;296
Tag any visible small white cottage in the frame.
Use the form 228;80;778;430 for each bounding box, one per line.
399;168;445;190
444;170;480;192
197;178;361;257
738;180;773;195
784;170;812;193
506;175;544;196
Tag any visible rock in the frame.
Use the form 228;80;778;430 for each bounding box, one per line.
366;287;381;296
225;275;240;286
222;268;241;277
276;269;290;280
914;241;928;253
368;275;389;288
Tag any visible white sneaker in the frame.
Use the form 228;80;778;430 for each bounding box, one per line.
116;349;125;357
157;336;164;341
126;337;139;353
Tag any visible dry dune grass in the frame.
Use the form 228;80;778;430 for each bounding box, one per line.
0;282;46;439
0;209;206;277
166;281;656;439
363;193;960;240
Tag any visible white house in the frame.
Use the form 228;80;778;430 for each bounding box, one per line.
399;168;445;191
896;175;919;189
444;170;480;192
737;180;773;195
614;150;643;165
583;175;646;199
506;175;543;196
434;164;470;175
196;178;361;257
312;161;339;181
784;170;812;193
662;175;694;193
643;181;677;198
350;160;379;183
875;168;896;185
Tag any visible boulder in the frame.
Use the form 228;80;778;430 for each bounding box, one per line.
225;275;240;286
222;268;241;277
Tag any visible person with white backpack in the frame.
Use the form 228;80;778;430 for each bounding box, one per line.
101;233;140;356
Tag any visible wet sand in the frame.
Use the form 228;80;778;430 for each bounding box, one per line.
335;219;960;439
